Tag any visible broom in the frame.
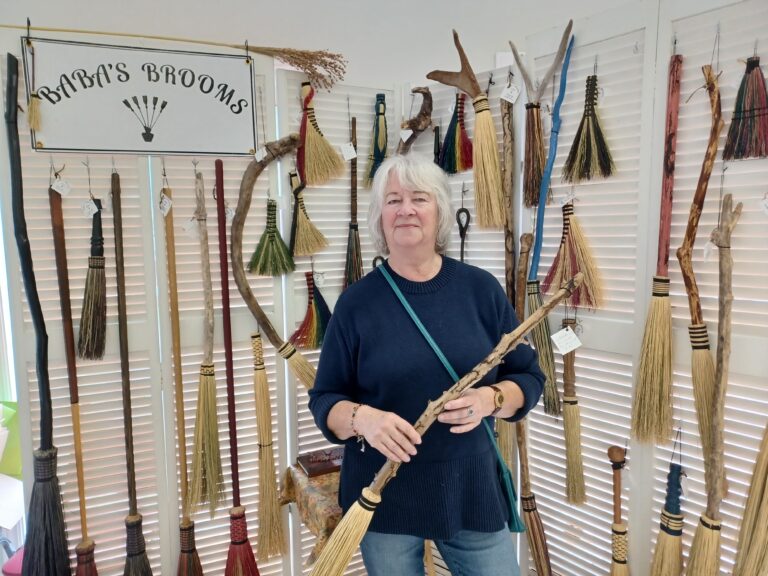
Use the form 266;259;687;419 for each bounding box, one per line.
427;30;505;228
562;317;586;504
562;72;614;183
608;446;630;575
685;193;741;576
650;456;685;576
438;93;472;173
48;185;98;575
675;64;724;495
632;54;683;444
251;333;284;562
365;93;388;186
309;273;584;576
248;198;295;276
213;160;262;574
511;20;574;207
438;95;458;174
289;271;332;350
396;86;433;155
231;134;317;390
723;54;768;160
297;81;344;186
288;171;327;258
111;170;153;576
6;53;70;576
527;33;575;416
77;195;107;361
188;170;225;517
733;421;768;575
161;185;203;575
433;125;441;164
343;117;363;290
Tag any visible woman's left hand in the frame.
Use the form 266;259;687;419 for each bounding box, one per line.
438;387;492;434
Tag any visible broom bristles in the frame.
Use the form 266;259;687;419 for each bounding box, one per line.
188;364;225;516
523;105;546;207
365;94;388;187
177;521;204;576
123;514;152;576
292;192;328;257
650;510;683;576
733;422;768;575
78;256;107;360
632;277;673;443
343;225;363;290
309;488;381;576
75;539;98;576
565;209;603;309
248;200;295;277
689;324;716;491
610;523;630;576
278;342;316;390
21;448;70;576
684;515;721;576
527;282;559;416
723;56;768;161
438;98;459;174
299;83;344;186
522;494;552;576
28;93;41;132
456;94;473;171
563;398;587;504
290;272;331;350
226;507;260;576
472;96;505;229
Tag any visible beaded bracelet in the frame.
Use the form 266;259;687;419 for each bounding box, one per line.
351;403;365;452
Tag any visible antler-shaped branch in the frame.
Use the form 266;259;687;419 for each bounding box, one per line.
510;20;573;103
397;87;433;154
426;30;482;98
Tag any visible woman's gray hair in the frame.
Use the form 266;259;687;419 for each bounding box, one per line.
367;154;454;255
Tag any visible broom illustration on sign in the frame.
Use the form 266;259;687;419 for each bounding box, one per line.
122;95;168;142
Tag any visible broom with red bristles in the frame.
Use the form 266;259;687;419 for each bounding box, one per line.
297;81;344;186
290;271;332;350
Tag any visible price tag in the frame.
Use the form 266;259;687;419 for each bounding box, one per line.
51;178;71;196
500;84;520;104
225;204;235;223
399;129;413;142
703;239;716;261
159;193;173;217
550;326;582;355
182;217;199;239
254;147;268;162
760;195;768;216
559;190;576;206
314;271;326;287
340;142;357;161
81;199;100;218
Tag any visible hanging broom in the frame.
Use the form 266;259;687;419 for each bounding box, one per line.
7;53;70;576
427;31;505;228
527;33;575;416
251;333;284;561
632;54;683;445
650;458;685;576
213;160;262;574
365;93;388;187
309;274;583;576
290;271;332;350
232;134;317;390
77;195;107;360
161;185;203;576
438;96;458;174
733;421;768;575
563;73;614;183
297;81;344;186
608;446;630;576
188;170;225;517
48;184;99;576
685;193;741;576
562;317;586;504
396;86;433;155
438;93;472;173
110;170;153;576
511;20;574;207
676;65;724;496
541;202;604;309
288;171;327;257
343;117;363;290
723;54;768;160
433;125;441;164
248;198;295;276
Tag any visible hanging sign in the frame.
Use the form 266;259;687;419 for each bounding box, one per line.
21;37;257;156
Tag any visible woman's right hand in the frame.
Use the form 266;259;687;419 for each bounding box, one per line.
356;405;422;463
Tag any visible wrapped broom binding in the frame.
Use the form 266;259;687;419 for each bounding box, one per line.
608;446;630;576
365;93;388;186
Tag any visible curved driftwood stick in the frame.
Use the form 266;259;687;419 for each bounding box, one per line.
397;87;433;154
676;65;724;325
426;30;482;98
510;20;573;103
369;273;584;494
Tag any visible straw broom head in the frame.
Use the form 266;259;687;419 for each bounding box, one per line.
733;422;768;576
611;523;630;576
299;82;344;186
289;179;328;257
526;281;559;415
563;203;604;308
77;199;107;361
471;95;505;228
178;520;204;576
249;199;295;276
521;494;552;576
277;341;316;389
684;515;721;576
523;105;546;207
123;514;152;576
225;507;260;576
689;323;716;492
650;461;684;576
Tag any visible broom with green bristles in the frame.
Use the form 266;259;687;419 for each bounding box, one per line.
343;117;363;290
297;81;344;186
248;198;295;276
288;171;327;258
723;53;768;160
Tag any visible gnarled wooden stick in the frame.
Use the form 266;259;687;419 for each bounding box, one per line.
510;20;573;103
426;30;482;98
397;87;433;154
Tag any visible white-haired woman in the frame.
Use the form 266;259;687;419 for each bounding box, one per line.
309;154;544;576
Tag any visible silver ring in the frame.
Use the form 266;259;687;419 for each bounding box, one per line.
467;407;475;417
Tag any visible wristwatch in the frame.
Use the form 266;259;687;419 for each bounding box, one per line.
489;384;504;417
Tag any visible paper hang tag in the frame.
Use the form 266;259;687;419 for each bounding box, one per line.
314;271;326;287
703;239;716;262
500;84;520;104
182;217;200;239
225;204;235;224
81;199;100;218
254;147;268;162
560;190;576;206
159;193;173;217
550;326;582;355
51;178;71;196
399;129;414;143
340;142;357;161
760;196;768;216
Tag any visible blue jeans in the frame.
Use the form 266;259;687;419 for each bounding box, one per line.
359;529;520;576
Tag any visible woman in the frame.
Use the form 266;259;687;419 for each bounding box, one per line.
308;154;544;575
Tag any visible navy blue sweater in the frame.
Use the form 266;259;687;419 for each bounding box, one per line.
308;257;545;539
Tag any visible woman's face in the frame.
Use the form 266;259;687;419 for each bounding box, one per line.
381;173;439;255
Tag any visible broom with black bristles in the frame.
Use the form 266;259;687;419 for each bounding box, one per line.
309;273;584;576
527;33;575;417
188;170;225;517
111;170;153;576
297;81;344;186
343;117;363;290
288;171;327;258
365;93;388;187
232;134;317;390
77;193;107;360
161;184;203;576
650;436;685;576
290;271;332;350
632;53;683;445
7;52;70;576
213;160;262;574
723;53;768;160
248;197;295;276
438;93;472;174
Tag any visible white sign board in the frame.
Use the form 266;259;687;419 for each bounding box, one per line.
22;37;258;156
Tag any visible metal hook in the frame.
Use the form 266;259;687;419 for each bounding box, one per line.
486;72;495;95
672;35;678;56
461;181;468;209
244;39;250;63
191;158;199;179
507;66;514;87
26;18;31;42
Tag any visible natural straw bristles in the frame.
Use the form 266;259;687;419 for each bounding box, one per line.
496;420;516;469
123;514;152;576
309;487;381;576
611;523;630;576
684;515;721;576
651;510;684;576
298;82;344;186
343;223;363;290
188;363;225;517
78;255;107;360
178;520;204;576
521;494;552;576
289;272;332;350
278;342;316;390
365;94;388;187
723;56;768;161
523;104;546;207
249;199;295;277
289;185;328;257
632;276;673;443
472;95;505;228
21;448;70;576
563;397;586;504
28;93;41;131
253;334;285;561
75;539;98;576
689;324;716;492
225;507;259;576
527;281;559;416
733;422;768;575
